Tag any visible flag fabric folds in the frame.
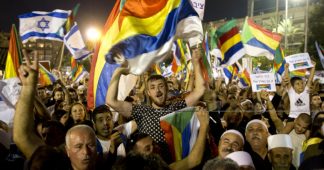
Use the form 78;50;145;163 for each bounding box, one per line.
64;23;92;61
239;69;251;87
88;0;203;108
160;107;199;161
18;9;71;43
216;20;245;66
4;25;23;79
222;63;239;84
273;47;286;75
72;64;88;83
38;64;57;86
315;41;324;69
242;18;282;60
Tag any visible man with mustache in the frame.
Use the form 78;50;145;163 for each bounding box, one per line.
245;119;271;170
106;47;205;162
267;134;295;170
218;130;245;159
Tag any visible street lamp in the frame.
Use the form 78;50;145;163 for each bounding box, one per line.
86;27;101;43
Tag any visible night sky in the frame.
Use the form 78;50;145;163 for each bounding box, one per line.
0;0;250;36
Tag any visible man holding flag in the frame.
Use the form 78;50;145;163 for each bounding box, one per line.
106;46;206;163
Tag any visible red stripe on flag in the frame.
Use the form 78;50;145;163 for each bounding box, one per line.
218;27;239;45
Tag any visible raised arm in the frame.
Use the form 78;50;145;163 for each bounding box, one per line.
169;107;209;170
106;66;133;118
13;51;44;159
306;60;316;88
282;63;291;90
185;46;206;106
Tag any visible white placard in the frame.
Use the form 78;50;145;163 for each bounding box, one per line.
250;73;276;92
190;0;205;20
285;53;313;71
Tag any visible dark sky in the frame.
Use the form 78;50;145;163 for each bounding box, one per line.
0;0;250;36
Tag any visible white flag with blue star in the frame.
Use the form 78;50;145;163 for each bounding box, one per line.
18;9;71;43
64;23;92;61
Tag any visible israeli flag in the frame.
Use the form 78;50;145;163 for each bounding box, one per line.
64;23;92;61
18;9;71;43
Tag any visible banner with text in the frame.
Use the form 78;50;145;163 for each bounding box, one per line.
250;73;276;92
285;53;313;71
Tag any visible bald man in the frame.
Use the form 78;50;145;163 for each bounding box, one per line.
65;125;97;170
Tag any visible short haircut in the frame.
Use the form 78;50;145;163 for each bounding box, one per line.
92;105;112;122
203;158;239;170
290;77;303;86
127;132;151;152
65;125;95;149
296;113;311;125
29;145;70;170
147;75;167;86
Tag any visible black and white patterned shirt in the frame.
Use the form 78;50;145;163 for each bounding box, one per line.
131;99;187;144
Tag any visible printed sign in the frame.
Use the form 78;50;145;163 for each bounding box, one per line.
250;73;276;92
190;0;205;20
285;53;313;71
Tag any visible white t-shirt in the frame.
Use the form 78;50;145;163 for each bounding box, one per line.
288;86;310;118
289;129;306;168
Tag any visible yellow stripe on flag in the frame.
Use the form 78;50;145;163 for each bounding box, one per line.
220;34;241;54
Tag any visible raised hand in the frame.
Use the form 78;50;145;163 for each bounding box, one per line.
18;50;38;87
195;106;209;128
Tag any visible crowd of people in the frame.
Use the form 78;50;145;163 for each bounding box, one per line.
0;45;324;170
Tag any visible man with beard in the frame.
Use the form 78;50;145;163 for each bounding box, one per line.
106;47;205;163
92;105;125;159
245;119;271;170
218;130;245;159
267;134;295;170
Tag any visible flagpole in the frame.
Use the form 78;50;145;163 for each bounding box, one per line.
58;41;65;70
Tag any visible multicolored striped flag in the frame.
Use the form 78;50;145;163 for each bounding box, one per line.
160;107;199;161
273;47;286;75
38;64;57;86
239;69;251;87
216;20;245;66
222;63;239;84
72;64;87;83
4;25;23;79
242;18;282;60
201;32;213;81
87;0;203;108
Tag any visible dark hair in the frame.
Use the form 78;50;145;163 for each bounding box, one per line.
309;111;324;138
41;121;67;147
290;77;303;86
52;109;68;122
147;75;167;86
113;152;169;170
92;105;112;122
52;87;64;99
126;132;151;152
29;145;70;170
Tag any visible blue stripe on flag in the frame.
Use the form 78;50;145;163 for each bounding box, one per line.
21;32;63;41
64;24;79;40
223;68;233;79
18;11;70;19
222;42;244;64
105;0;197;63
181;123;191;158
247;38;276;55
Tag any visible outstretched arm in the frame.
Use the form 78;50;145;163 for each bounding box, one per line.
185;46;206;106
282;63;291;90
169;107;209;170
106;66;133;118
306;60;316;88
13;51;44;159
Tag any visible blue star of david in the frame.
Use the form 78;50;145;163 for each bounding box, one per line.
37;17;50;31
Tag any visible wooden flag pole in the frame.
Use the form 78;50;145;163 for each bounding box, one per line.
58;41;65;70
